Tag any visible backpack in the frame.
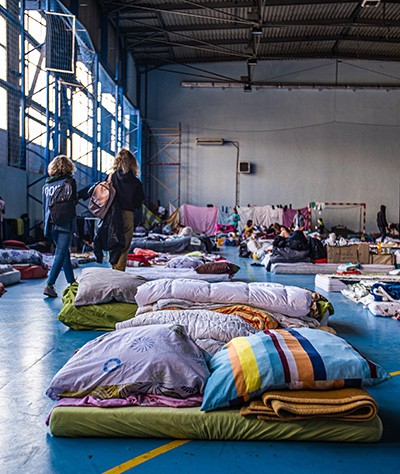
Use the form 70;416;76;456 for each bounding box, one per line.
88;174;116;220
308;237;327;261
49;178;76;226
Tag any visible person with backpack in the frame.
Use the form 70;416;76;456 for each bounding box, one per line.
109;148;144;271
42;155;77;297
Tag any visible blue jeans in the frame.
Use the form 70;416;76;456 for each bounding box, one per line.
47;230;75;286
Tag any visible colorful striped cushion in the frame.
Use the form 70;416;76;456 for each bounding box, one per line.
201;328;390;411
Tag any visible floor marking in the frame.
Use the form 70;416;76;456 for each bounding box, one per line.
389;370;400;377
243;261;256;282
102;439;191;474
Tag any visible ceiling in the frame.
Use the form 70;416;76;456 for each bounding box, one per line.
101;0;400;69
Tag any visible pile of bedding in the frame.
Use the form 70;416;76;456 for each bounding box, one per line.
134;279;334;329
340;280;400;320
46;325;389;441
59;283;139;331
315;272;400;292
58;268;146;330
126;252;240;281
129;233;215;254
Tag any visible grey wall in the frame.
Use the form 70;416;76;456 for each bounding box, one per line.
143;59;400;233
0;165;42;222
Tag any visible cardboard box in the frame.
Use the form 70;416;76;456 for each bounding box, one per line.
327;245;358;263
357;243;370;264
370;253;394;265
327;244;372;264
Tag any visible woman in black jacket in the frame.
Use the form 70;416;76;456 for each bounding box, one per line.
111;149;144;271
42;155;77;297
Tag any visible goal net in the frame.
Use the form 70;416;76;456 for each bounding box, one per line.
310;202;366;234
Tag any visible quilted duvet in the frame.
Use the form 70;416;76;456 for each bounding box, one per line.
135;279;313;317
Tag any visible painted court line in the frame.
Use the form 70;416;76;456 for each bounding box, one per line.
102;439;191;474
243;261;256;282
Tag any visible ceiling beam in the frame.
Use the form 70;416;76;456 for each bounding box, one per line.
120;17;400;35
126;34;400;51
133;50;400;66
181;80;400;90
104;1;386;16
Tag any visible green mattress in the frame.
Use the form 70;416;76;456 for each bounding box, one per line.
49;405;383;442
58;283;138;330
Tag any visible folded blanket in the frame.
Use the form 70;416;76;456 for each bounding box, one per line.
208;304;278;330
240;388;378;422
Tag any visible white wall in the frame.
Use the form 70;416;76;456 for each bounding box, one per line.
143;59;400;233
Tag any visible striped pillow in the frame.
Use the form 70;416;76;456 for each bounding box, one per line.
201;328;390;412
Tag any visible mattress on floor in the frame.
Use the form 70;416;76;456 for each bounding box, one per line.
48;405;383;442
12;264;48;279
0;264;21;286
130;236;209;253
271;263;395;275
315;273;400;292
125;266;230;282
271;263;340;274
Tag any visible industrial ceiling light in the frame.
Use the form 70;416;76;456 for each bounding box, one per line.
243;83;252;92
247;57;257;66
251;26;262;36
195;138;224;145
361;0;381;6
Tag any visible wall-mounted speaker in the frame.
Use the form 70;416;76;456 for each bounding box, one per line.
238;161;251;173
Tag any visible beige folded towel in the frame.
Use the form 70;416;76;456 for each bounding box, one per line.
240;388;378;422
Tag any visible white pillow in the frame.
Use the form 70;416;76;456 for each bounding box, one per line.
74;267;147;306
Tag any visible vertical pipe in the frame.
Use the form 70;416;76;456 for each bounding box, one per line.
136;110;142;172
178;122;181;207
231;142;240;207
92;54;99;182
114;12;120;153
53;74;59;154
20;0;28;217
45;0;52;169
144;66;148;120
19;0;26;170
136;66;142;111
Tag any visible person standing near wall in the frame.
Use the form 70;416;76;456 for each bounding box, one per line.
292;209;305;231
42;155;77;298
0;195;5;249
110;149;144;271
229;207;241;231
376;205;389;242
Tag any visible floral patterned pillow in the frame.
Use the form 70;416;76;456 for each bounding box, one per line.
46;324;210;400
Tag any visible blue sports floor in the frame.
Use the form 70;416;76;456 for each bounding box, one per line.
1;246;399;474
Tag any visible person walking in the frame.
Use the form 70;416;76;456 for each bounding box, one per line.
42;155;77;297
110;149;144;271
376;205;389;242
